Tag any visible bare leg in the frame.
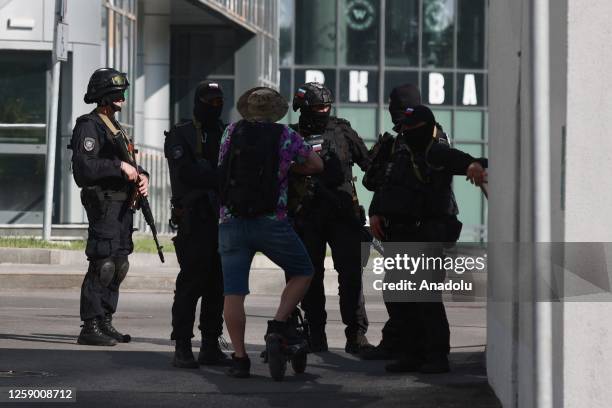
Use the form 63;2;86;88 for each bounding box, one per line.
224;295;247;357
274;275;312;321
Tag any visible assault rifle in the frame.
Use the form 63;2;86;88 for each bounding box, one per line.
99;114;165;263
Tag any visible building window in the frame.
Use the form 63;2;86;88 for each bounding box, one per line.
457;0;486;69
385;0;419;67
280;0;294;66
295;0;336;65
0;51;50;223
339;0;380;66
422;0;455;68
102;0;137;130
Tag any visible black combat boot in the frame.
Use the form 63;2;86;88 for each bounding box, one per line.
173;339;199;369
77;319;117;346
360;340;396;360
345;332;374;354
99;314;131;343
198;336;228;365
308;326;328;352
419;354;450;374
226;353;251;378
385;354;424;373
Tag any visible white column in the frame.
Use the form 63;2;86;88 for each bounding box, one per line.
141;0;170;149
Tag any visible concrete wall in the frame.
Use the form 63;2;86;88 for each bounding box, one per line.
141;0;170;150
562;1;612;406
488;0;612;406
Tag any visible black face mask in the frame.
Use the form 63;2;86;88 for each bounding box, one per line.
299;109;330;134
400;124;434;152
390;109;407;131
194;100;223;125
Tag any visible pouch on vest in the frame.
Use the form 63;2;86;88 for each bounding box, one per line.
219;121;282;217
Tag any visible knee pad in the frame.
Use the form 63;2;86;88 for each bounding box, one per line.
96;258;115;287
115;257;129;284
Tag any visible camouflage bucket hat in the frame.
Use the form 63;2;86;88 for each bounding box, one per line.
237;87;288;123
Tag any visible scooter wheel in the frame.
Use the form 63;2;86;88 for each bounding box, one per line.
266;334;287;381
291;349;307;374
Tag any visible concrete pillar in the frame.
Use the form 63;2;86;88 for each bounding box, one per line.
487;0;612;406
141;0;170;149
562;0;612;406
60;0;103;224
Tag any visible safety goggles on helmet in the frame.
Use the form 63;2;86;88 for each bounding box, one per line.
110;74;128;86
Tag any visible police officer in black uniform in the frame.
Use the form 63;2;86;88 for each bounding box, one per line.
364;104;487;373
290;82;373;354
165;81;227;368
71;68;149;346
362;83;455;360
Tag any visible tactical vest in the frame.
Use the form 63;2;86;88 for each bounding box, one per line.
164;121;198;202
291;117;355;194
219;120;282;218
164;119;223;203
371;137;458;219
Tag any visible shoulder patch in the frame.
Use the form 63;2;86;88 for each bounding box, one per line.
83;137;96;152
170;145;184;160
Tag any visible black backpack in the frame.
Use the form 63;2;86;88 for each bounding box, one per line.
219;120;282;217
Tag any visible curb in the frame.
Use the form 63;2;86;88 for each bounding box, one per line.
0;247;334;269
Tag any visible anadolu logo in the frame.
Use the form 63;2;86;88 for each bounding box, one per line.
346;0;375;31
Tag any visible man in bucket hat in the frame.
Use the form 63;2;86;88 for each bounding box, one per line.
217;87;324;378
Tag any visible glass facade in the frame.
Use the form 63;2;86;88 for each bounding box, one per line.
0;51;50;223
279;0;488;241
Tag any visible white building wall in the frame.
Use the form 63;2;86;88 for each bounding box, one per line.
61;1;103;223
141;0;170;150
563;0;612;406
488;0;612;406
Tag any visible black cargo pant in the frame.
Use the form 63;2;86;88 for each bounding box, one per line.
171;216;224;340
296;202;369;338
381;219;451;358
80;196;134;321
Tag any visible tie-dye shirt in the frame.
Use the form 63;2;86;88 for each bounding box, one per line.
218;121;312;223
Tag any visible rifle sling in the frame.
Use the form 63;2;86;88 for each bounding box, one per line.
98;113;134;160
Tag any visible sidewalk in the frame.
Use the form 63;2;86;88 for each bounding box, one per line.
0;248;335;295
0;290;499;408
0;248;487;299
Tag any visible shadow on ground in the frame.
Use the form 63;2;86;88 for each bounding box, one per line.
0;337;501;408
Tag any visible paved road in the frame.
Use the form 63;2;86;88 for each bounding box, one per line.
0;290;499;407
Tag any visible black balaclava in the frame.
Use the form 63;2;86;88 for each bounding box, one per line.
100;91;125;113
401;123;435;152
389;83;421;131
194;81;224;126
299;106;331;134
398;105;436;152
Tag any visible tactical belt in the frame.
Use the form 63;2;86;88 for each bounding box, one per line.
84;186;128;201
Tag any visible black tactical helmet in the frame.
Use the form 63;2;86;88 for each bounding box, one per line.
84;68;129;104
292;82;334;112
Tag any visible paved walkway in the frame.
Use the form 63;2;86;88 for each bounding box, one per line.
0;290;499;407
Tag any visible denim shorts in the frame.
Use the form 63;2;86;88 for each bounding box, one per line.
218;217;314;295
